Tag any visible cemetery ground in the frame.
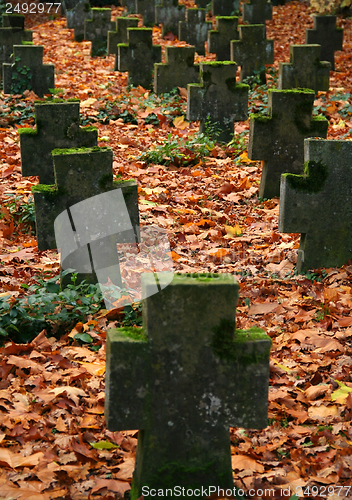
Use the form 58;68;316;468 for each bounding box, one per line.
0;1;352;498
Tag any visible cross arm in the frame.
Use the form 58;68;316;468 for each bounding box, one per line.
247;114;273;160
105;327;151;431
187;83;206;121
117;43;130;72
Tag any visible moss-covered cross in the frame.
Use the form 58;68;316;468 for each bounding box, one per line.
230;24;274;84
107;16;139;55
187;62;249;142
154;46;199;95
116;28;161;89
135;0;156;27
18;101;98;185
278;44;331;93
178;8;211;56
208;16;239;61
305;15;343;71
0;25;32;67
248;88;328;199
32;147;139;285
279;138;352;272
105;273;272;499
155;0;185;36
84;8;114;57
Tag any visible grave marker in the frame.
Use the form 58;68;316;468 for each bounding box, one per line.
107;16;139;55
278;44;331;93
19;101;98;185
3;44;55;97
187;61;248;142
84;8;114;56
117;28;161;89
178;8;211;55
279;138;352;272
248;89;328;199
135;0;156;26
208;16;239;61
231;24;273;83
2;14;25;29
305;15;343;71
0;27;32;68
66;0;92;41
105;273;271;499
154;46;199;94
212;0;240;16
242;0;272;25
155;0;185;36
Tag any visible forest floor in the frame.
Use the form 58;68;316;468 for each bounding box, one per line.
0;1;352;498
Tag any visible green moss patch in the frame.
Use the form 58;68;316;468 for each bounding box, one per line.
119;326;147;342
283;159;329;194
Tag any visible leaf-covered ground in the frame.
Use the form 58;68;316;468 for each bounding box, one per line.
0;1;352;498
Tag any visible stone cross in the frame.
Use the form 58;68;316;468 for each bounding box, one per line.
107;16;139;55
2;14;26;29
19;101;98;185
178;7;211;55
155;0;185;36
3;44;55;97
135;0;156;26
279;138;352;272
105;273;271;499
248;89;328;199
212;0;240;16
32;147;139;288
117;28;161;89
242;0;272;25
0;27;32;68
208;16;239;61
66;0;92;42
278;44;331;93
231;24;274;83
187;62;248;142
305;15;343;71
154;46;199;94
84;8;114;56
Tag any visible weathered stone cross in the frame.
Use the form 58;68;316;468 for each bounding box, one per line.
305;15;343;71
155;0;186;36
117;28;161;89
178;7;211;55
19;100;97;185
248;89;328;199
187;62;248;142
84;8;114;56
279;138;352;273
278;44;331;93
154;46;199;94
107;16;139;55
208;16;239;61
135;0;156;27
242;0;273;24
231;24;274;83
212;0;240;16
105;273;271;499
0;26;32;68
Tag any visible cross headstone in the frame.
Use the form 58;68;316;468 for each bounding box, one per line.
305;15;343;71
32;147;140;288
248;89;328;199
0;26;33;69
278;44;331;93
66;0;92;41
178;8;211;55
242;0;272;25
117;28;161;89
231;24;274;83
154;46;199;94
135;0;156;26
2;14;25;29
155;0;185;36
212;0;240;16
187;62;248;142
105;273;272;499
208;16;239;61
279;138;352;272
84;8;114;56
107;16;139;55
19;101;98;185
3;44;55;97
